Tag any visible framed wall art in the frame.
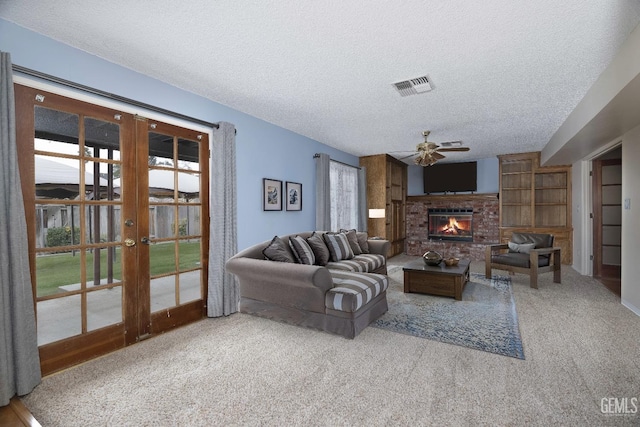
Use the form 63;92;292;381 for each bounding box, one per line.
286;181;302;211
263;178;282;211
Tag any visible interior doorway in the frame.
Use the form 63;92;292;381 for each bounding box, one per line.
15;84;210;375
592;146;622;296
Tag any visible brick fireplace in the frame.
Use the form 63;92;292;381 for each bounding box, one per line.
405;194;499;261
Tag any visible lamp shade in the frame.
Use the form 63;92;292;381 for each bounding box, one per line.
368;208;385;219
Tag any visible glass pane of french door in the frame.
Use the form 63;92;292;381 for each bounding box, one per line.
144;126;205;316
33;105;125;346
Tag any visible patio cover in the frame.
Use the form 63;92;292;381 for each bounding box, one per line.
114;169;200;198
35;155;109;199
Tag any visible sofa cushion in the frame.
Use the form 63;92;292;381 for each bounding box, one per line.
262;236;295;263
340;228;363;255
511;232;553;249
306;232;331;266
323;232;355;262
326;259;366;272
326;271;388;313
510;232;554;261
508;241;535;254
326;254;385;273
289;235;316;265
353;254;385;272
492;253;551;268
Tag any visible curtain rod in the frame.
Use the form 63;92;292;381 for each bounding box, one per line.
12;64;220;129
313;153;361;170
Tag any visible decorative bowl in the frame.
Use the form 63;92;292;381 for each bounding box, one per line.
444;257;460;267
422;250;443;266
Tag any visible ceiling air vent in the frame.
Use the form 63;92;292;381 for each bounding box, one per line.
392;75;433;96
440;141;462;148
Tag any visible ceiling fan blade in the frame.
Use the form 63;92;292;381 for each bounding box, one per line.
414;150;430;165
415;156;432;166
436;147;470;152
398;153;417;160
431;152;446;160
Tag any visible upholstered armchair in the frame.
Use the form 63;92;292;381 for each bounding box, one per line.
485;232;561;289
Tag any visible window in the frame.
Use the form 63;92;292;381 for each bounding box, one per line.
330;161;359;230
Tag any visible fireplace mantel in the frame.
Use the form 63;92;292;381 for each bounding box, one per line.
408;193;498;203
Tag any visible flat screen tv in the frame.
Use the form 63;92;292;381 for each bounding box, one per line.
423;161;477;193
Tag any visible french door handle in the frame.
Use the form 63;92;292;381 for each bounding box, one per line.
141;237;150;245
124;238;136;247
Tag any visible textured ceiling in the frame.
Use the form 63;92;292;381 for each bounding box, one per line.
2;1;640;163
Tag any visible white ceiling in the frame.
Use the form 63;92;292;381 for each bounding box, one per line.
2;1;640;163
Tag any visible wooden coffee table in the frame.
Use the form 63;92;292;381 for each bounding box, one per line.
403;258;470;300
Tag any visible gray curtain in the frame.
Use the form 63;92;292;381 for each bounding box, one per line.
207;122;238;317
315;153;331;230
0;51;41;406
357;166;367;231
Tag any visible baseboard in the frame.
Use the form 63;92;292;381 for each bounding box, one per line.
622;298;640;317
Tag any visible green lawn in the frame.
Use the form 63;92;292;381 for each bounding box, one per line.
36;241;201;297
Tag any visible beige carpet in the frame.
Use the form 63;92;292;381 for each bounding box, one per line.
22;258;640;426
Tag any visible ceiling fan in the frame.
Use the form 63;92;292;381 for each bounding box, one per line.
394;131;470;166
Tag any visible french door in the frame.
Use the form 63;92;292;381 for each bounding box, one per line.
15;85;209;375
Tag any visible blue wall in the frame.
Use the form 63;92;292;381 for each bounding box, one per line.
407;157;499;195
0;19;358;250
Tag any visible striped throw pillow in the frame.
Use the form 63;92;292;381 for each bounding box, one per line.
323;232;355;262
289;235;316;265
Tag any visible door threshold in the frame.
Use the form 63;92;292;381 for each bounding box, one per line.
597;277;621;297
0;397;41;427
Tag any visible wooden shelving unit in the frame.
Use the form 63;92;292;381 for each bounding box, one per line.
359;154;407;257
534;171;568;227
498;152;573;264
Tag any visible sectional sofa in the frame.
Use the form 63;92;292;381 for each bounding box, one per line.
225;230;390;338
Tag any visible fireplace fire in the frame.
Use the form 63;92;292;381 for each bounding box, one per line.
428;208;473;242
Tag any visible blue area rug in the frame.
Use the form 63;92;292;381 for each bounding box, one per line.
372;268;525;359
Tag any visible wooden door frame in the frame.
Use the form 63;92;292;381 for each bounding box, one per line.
16;84;133;374
138;117;210;335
